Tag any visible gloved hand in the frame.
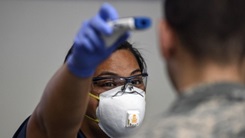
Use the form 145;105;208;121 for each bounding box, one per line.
67;3;129;78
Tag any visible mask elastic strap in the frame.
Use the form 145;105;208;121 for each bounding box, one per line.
85;92;100;123
89;92;99;100
85;115;99;123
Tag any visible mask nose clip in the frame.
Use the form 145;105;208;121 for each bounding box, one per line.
112;83;144;98
112;83;134;97
121;83;134;92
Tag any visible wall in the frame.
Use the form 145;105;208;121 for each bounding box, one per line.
0;0;175;137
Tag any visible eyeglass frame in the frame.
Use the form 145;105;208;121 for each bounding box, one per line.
92;72;148;92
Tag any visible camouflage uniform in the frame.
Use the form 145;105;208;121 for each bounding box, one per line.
142;82;245;138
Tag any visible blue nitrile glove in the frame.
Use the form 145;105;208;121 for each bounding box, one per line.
67;3;129;78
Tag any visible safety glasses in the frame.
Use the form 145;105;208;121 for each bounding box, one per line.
92;73;148;93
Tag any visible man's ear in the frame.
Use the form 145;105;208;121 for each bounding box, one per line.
158;20;176;60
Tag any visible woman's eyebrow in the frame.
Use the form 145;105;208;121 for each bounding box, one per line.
96;69;141;77
96;71;119;77
131;69;141;75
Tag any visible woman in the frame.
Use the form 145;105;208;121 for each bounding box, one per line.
14;3;148;138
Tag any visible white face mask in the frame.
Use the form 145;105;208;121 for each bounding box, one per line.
88;84;146;138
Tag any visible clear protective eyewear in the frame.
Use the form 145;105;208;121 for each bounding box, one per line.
92;73;148;93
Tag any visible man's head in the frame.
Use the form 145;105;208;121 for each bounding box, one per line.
159;0;245;91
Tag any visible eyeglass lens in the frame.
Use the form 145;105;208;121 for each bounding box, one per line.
92;74;147;93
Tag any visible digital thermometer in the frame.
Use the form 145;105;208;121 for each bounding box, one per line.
103;16;151;47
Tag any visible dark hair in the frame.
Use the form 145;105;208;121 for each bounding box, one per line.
164;0;245;63
64;41;147;73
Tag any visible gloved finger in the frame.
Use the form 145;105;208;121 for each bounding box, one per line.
79;37;94;52
84;25;104;50
74;20;90;45
90;15;113;36
99;2;118;21
106;32;130;54
74;20;98;52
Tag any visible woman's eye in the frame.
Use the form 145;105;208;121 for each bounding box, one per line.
101;82;116;87
131;79;143;85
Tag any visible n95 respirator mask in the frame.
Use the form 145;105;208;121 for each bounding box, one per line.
88;84;146;138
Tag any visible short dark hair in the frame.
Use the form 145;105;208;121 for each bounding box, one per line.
64;41;147;73
164;0;245;63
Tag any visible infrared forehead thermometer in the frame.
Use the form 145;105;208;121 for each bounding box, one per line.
103;16;151;47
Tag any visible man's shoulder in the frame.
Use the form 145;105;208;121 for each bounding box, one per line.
168;82;245;114
140;99;245;138
140;83;245;138
151;99;245;137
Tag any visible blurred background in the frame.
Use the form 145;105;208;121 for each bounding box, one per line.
0;0;175;137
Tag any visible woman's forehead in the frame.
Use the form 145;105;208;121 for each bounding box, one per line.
94;49;140;77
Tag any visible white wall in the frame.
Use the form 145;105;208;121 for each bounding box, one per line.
0;0;175;137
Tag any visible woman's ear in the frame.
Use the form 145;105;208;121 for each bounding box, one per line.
158;20;176;60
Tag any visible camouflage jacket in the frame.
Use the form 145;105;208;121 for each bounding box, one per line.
142;82;245;138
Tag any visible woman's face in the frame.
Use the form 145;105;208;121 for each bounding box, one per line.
87;49;142;120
